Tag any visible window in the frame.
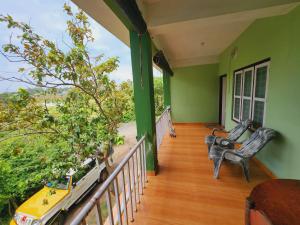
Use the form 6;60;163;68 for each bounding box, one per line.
232;61;269;128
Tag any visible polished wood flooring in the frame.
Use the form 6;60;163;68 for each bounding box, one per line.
133;124;270;225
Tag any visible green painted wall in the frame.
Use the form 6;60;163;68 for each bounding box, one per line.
218;5;300;179
171;64;219;123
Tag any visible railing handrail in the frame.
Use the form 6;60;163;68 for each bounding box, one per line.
156;105;170;123
156;106;172;150
71;106;173;224
70;135;146;225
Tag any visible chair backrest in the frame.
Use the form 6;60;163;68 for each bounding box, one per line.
227;119;252;141
238;128;277;158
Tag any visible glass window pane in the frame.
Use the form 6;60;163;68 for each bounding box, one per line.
255;66;267;98
234;97;240;119
242;99;251;120
235;73;242;96
253;101;265;128
243;70;252;97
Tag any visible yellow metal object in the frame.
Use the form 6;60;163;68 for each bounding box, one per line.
9;220;17;225
15;186;69;219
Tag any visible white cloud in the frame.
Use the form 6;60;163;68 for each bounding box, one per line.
0;0;161;92
109;64;133;82
153;67;162;77
0;0;158;92
89;20;110;52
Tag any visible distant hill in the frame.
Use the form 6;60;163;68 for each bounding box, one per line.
0;87;69;100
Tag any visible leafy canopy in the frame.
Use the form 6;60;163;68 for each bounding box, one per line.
0;4;131;215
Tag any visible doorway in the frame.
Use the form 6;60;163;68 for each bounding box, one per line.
219;75;227;127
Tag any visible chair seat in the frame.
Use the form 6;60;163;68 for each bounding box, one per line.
210;145;242;162
209;145;224;159
205;135;234;148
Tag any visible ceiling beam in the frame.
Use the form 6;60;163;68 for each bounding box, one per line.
72;0;130;46
144;1;299;68
144;0;300;28
148;3;299;36
105;0;147;34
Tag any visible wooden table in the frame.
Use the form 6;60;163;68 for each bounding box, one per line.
246;179;300;225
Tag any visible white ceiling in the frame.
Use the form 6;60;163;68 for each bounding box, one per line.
72;0;130;45
140;0;300;67
72;0;300;68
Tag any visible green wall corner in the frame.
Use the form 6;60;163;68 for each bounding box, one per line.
218;5;300;179
170;64;219;123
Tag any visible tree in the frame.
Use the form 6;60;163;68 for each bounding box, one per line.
118;77;165;121
153;77;164;115
0;136;62;216
0;3;129;160
120;80;135;122
0;4;129;214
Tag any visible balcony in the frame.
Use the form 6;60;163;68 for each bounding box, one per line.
67;1;300;224
132;123;269;225
70;120;269;225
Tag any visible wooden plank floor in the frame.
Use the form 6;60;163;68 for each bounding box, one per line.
133;124;270;225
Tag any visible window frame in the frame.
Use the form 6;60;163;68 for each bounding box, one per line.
241;67;254;121
251;61;270;128
233;71;243;121
232;58;270;128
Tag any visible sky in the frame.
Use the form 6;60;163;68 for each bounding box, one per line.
0;0;161;93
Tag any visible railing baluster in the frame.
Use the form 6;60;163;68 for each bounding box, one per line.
96;201;103;225
143;140;148;183
135;152;140;202
69;135;156;225
144;140;147;181
105;190;114;225
140;143;145;189
143;142;146;185
127;162;135;221
113;179;123;225
121;169;129;225
131;157;138;211
69;106;173;225
139;146;144;192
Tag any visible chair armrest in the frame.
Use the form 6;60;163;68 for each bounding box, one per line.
216;138;235;149
219;139;233;145
212;128;229;135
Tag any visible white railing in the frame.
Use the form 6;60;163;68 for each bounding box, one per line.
156;106;172;150
70;136;147;225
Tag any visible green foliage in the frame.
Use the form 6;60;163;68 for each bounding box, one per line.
120;80;135;122
0;136;67;217
0;215;10;225
0;3;165;218
154;77;164;116
0;4;130;216
113;135;125;146
119;77;164;122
